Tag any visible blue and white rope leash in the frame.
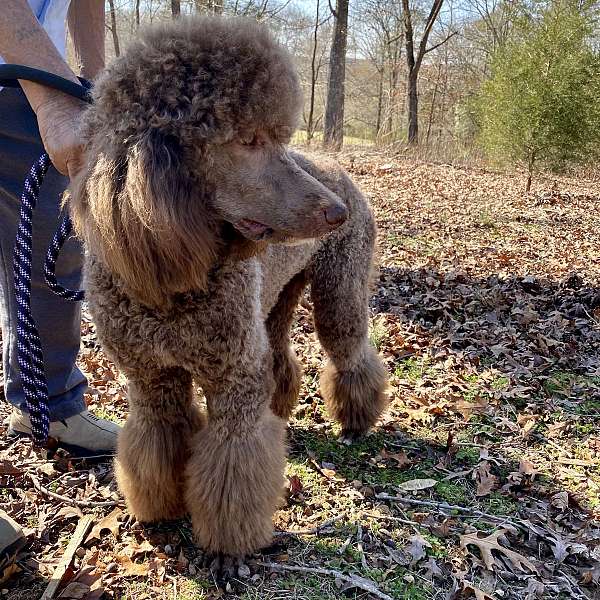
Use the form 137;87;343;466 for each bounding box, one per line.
13;153;84;447
0;65;92;448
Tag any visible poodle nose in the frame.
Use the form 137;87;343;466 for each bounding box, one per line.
324;204;348;226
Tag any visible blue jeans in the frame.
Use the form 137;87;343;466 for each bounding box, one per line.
0;86;87;420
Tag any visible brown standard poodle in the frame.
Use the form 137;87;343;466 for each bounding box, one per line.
70;16;389;556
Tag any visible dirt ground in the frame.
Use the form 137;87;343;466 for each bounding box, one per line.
1;149;599;599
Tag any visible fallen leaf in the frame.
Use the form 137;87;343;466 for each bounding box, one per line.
121;539;154;558
460;529;538;574
148;557;166;584
404;534;430;565
381;449;412;468
422;557;442;581
519;458;537;476
0;460;23;476
288;475;303;497
176;548;189;571
85;508;123;544
525;578;545;598
397;478;437;493
0;562;20;586
461;581;497;599
53;506;84;522
517;414;536;439
57;582;90;599
116;555;149;577
455;396;489;420
473;461;498;497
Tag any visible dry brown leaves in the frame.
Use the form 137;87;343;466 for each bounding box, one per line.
1;150;599;599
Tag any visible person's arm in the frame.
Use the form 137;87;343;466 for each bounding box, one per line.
0;0;105;176
1;0;80;113
68;0;105;80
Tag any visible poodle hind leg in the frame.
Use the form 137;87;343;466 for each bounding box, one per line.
310;218;388;437
267;272;307;420
116;367;204;522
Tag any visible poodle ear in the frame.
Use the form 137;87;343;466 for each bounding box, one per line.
70;131;220;308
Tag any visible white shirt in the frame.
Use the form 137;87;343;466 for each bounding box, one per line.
0;0;72;65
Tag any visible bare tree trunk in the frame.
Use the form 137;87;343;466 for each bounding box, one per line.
307;0;321;144
406;72;419;143
402;0;450;145
135;0;140;28
323;0;349;150
425;61;442;144
171;0;181;18
385;62;399;139
436;49;448;146
375;66;384;141
107;0;120;57
526;150;536;192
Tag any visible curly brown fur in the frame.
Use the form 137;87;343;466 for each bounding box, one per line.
114;368;205;521
185;410;286;555
71;16;388;557
267;272;308;420
320;348;389;436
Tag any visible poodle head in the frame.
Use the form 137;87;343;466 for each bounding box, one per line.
71;16;347;308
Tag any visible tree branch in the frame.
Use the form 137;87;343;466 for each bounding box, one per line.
416;0;444;71
424;30;459;54
256;561;394;600
328;0;338;19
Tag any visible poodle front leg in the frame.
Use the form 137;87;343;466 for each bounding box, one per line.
116;367;204;522
267;272;307;420
310;214;389;438
185;370;286;556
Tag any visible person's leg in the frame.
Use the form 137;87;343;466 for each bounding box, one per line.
0;86;86;419
0;86;119;450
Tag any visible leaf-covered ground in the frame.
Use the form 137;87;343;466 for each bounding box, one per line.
1;150;599;600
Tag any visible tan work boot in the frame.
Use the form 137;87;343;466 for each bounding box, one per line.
8;408;120;453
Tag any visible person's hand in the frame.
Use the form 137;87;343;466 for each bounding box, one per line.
34;95;87;178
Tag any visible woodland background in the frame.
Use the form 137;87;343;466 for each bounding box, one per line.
100;0;600;183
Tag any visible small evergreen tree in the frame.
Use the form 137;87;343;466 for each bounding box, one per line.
477;1;600;191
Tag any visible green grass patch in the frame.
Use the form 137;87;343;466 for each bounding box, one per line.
386;233;438;257
477;211;498;229
244;574;362;599
93;405;125;425
436;481;469;505
394;357;425;382
491;376;509;390
455;446;480;465
578;398;600;414
369;317;388;351
384;574;434;599
481;492;519;516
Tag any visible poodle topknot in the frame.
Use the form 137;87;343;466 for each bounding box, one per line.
71;16;388;557
90;17;302;147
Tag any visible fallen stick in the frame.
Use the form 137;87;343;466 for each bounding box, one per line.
256;560;394;600
40;514;94;600
29;474;119;508
375;493;525;530
362;510;422;530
